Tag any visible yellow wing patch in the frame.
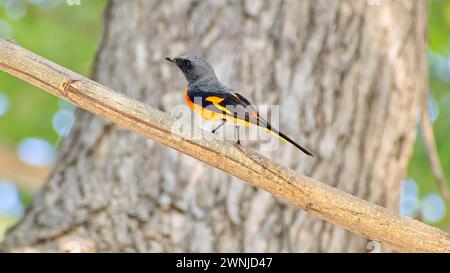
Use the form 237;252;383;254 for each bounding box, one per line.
205;96;231;114
205;96;224;104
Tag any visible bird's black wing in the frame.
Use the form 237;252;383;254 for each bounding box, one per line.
188;86;260;124
187;86;313;156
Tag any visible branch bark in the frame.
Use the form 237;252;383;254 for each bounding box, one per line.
1;39;449;253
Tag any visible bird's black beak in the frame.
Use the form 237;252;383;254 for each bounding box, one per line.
165;57;179;64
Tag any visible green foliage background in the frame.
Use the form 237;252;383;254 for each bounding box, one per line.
408;0;450;229
0;0;106;146
0;0;107;240
0;0;449;241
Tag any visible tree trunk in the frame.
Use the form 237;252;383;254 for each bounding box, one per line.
2;0;427;252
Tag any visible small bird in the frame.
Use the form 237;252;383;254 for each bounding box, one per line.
166;54;313;156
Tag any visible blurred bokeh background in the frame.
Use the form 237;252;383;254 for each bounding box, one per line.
0;0;449;242
0;0;106;240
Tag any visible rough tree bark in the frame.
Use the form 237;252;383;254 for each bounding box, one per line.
2;0;427;252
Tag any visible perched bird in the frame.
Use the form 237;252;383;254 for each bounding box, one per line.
166;54;313;156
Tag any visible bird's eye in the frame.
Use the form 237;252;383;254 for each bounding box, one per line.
185;60;192;68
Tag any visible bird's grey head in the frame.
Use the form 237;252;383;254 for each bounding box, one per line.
165;54;217;85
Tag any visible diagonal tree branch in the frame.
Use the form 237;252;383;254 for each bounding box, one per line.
1;39;449;253
421;91;449;201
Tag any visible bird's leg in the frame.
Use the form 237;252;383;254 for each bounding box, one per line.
211;119;226;134
235;125;241;145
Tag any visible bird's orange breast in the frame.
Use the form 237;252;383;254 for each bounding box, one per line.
184;87;218;120
184;87;195;111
